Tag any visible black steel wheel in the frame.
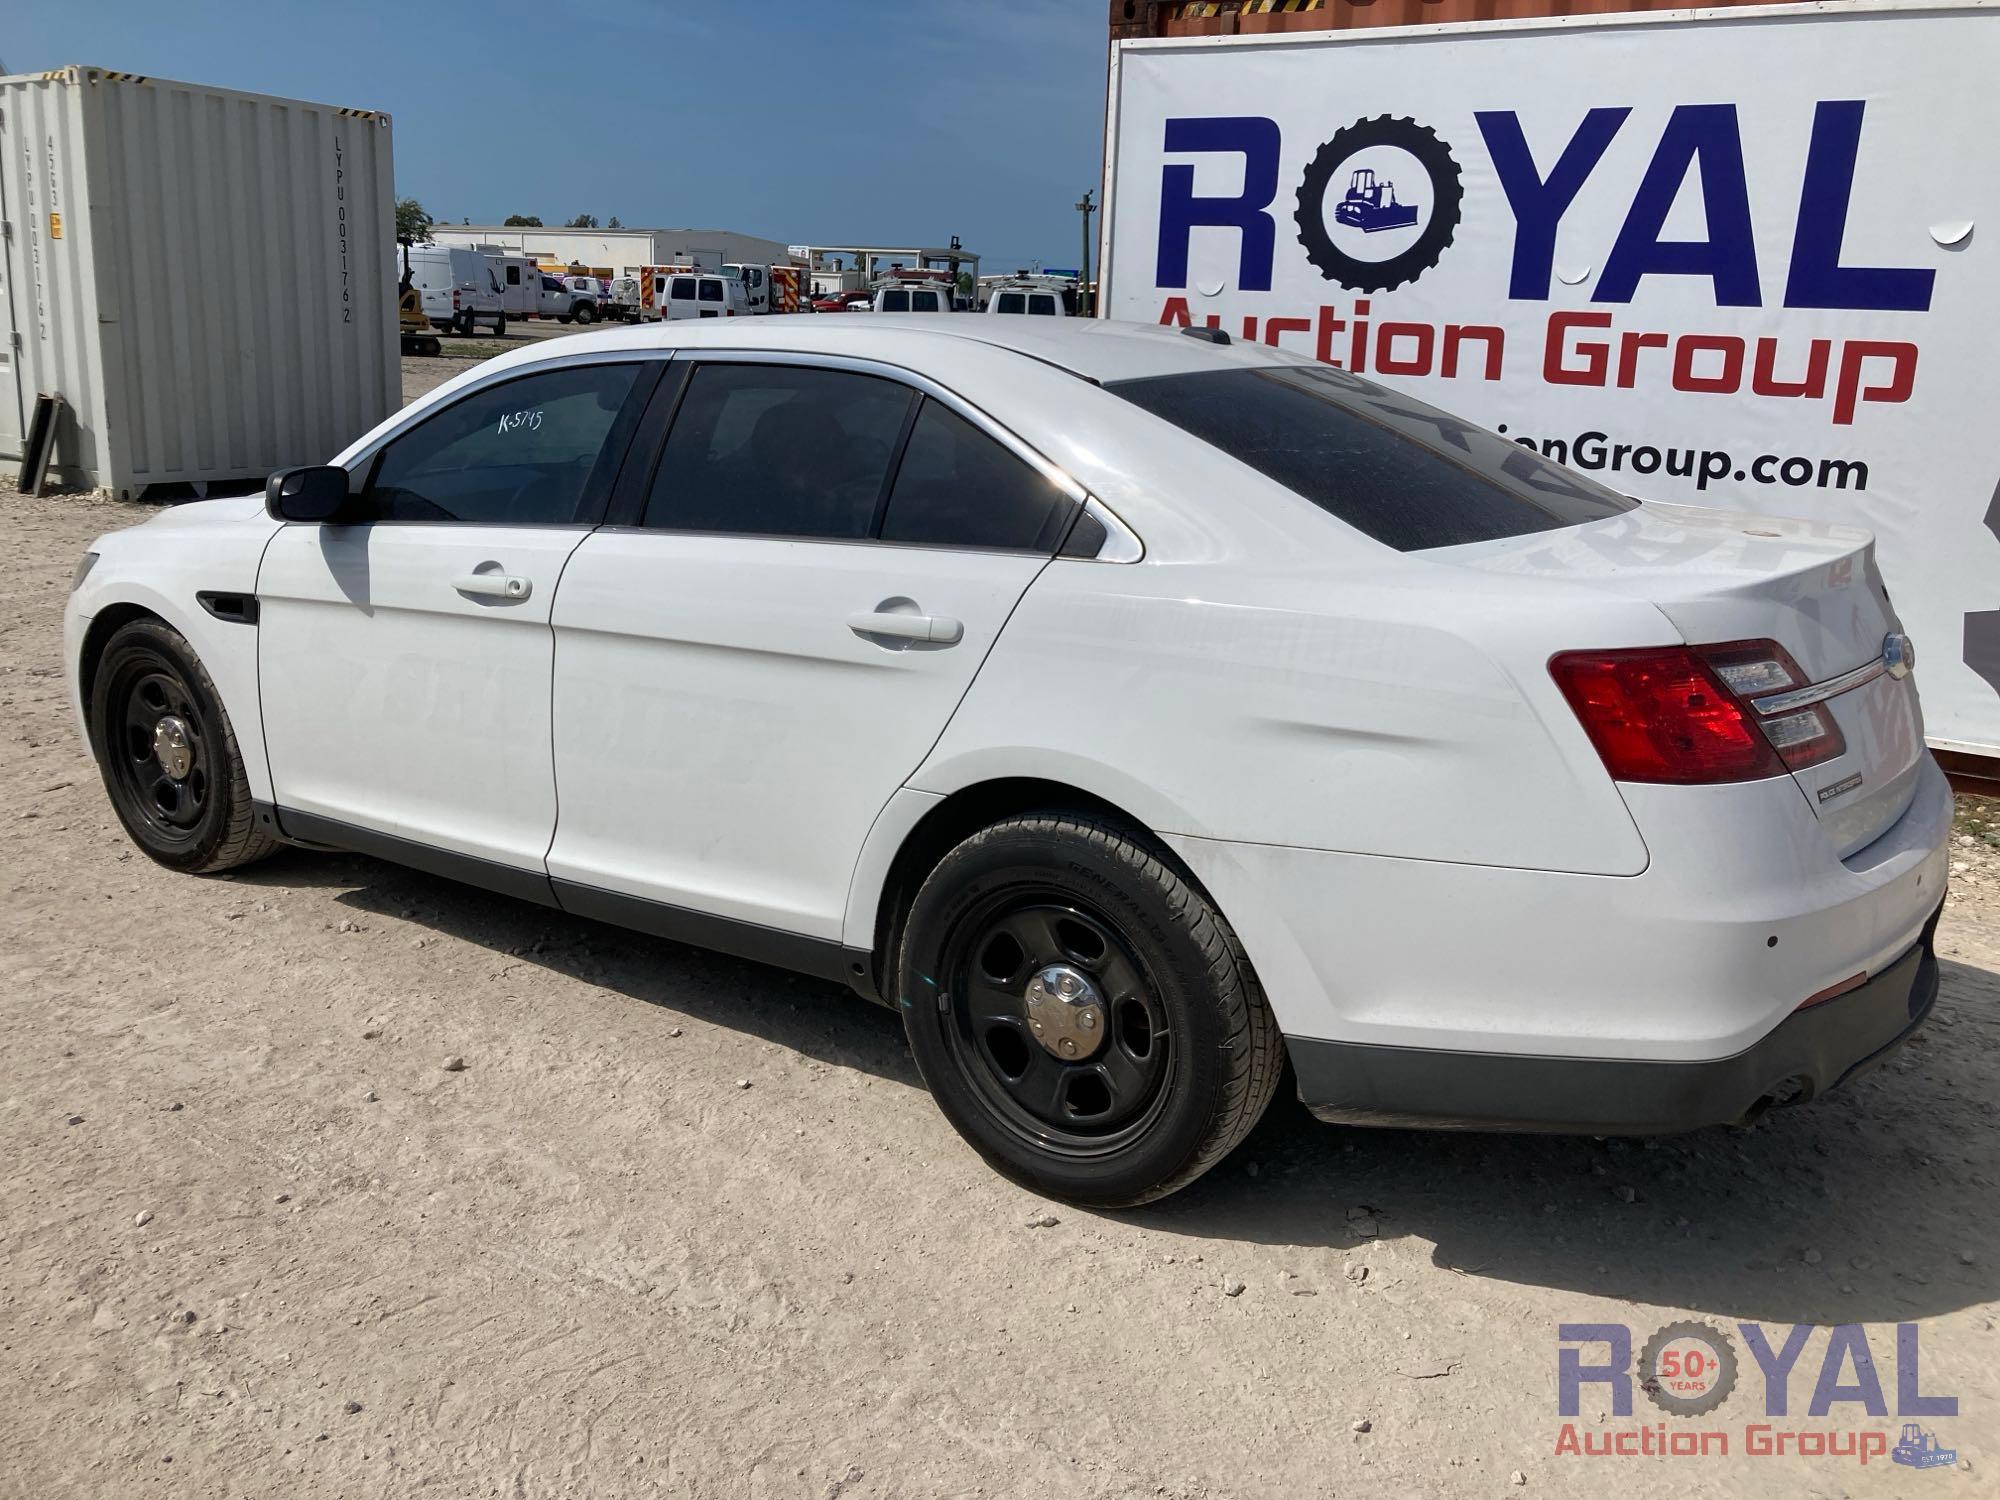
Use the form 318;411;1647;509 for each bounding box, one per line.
939;892;1175;1155
898;812;1285;1206
88;618;277;873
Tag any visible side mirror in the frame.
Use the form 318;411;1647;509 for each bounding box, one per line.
265;465;356;523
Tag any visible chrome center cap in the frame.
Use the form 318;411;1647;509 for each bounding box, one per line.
153;715;193;780
1024;963;1106;1060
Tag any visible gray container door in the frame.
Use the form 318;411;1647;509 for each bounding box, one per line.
0;109;23;459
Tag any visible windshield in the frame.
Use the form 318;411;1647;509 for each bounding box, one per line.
1106;364;1637;552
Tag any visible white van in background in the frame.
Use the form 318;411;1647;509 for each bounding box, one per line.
722;262;770;315
658;272;749;320
986;282;1071;316
405;245;506;337
872;281;954;313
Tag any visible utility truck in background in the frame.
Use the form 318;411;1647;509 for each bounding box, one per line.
1098;0;2000;770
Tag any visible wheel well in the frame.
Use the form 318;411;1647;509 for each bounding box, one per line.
77;604;166;728
866;777;1191;1000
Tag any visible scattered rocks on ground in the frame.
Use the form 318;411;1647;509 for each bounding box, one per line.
134;1211;153;1227
1025;1212;1060;1229
442;1056;467;1072
1223;1277;1247;1297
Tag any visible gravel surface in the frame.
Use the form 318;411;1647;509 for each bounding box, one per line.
1;357;1994;1495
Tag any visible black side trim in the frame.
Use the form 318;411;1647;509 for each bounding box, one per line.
197;591;260;625
1290;904;1942;1135
552;879;850;983
259;805;884;994
274;808;560;909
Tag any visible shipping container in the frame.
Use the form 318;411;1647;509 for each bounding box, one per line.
0;65;398;498
1108;0;1796;40
1098;0;2000;770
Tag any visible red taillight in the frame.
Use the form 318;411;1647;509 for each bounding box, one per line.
1551;648;1781;783
1550;638;1847;783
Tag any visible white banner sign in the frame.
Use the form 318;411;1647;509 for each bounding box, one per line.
1104;2;2000;756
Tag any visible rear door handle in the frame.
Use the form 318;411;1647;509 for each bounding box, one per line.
847;610;963;646
453;571;532;601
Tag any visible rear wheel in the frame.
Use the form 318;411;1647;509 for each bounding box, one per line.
897;812;1284;1206
89;618;277;874
493;313;507;338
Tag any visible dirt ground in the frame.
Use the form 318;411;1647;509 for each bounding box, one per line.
2;343;1996;1497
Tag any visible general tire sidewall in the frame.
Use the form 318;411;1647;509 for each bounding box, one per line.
90;624;235;872
899;823;1236;1203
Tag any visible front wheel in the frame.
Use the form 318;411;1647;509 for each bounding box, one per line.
89;618;278;874
897;813;1284;1206
493;313;507;338
575;302;596;325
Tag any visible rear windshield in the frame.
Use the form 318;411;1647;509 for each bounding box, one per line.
881;290;910;312
1105;365;1636;552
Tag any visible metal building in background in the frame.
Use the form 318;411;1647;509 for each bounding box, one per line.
0;66;397;498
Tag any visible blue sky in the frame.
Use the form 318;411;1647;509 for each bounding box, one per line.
8;0;1109;272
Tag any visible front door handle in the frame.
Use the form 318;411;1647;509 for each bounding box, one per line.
453;571;532;601
847;609;963;646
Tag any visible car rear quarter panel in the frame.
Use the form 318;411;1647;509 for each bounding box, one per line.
911;554;1668;876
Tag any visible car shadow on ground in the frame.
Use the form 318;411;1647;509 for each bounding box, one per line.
226;848;2000;1327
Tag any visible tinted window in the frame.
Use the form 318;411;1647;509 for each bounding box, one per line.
670;277;696;299
1107;365;1637;551
911;291;941;312
366;364;643;525
881;290;909;312
698;279;723;303
643;364;914;539
878;400;1070;552
1028;295;1057;316
995;292;1025;314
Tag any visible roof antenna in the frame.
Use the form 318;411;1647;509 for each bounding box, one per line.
1180;325;1230;345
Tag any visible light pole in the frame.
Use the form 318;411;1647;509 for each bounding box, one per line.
1076;189;1096;316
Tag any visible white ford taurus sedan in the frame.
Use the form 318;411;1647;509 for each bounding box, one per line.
64;317;1949;1204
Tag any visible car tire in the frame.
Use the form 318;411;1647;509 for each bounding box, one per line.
454;312;474;337
557;313;572;325
896;812;1285;1206
88;618;279;875
576;303;596;324
493;313;507;338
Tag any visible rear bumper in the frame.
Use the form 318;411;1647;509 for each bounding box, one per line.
1291;901;1941;1133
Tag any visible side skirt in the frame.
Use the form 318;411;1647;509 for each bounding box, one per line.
256;802;881;999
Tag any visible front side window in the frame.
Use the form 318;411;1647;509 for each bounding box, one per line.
1107;364;1637;552
642;364;914;539
878;400;1071;552
365;363;644;525
698;279;723;303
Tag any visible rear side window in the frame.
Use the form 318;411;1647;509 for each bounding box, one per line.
365;364;644;525
698;279;723;303
1106;365;1636;551
995;292;1025;314
643;364;914;539
881;290;910;312
878;400;1071;552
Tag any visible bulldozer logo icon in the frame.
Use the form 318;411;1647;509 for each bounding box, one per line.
1890;1423;1957;1471
1295;115;1463;293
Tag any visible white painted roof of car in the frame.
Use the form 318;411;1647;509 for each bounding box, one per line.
493;315;1295;386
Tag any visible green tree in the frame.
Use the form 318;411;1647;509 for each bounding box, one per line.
394;197;432;242
607;215;623;229
566;213;600;229
503;213;544;227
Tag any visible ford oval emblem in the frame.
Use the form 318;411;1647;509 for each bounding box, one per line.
1883;632;1915;679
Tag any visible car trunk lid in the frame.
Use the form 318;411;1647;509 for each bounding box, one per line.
1436;501;1925;857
